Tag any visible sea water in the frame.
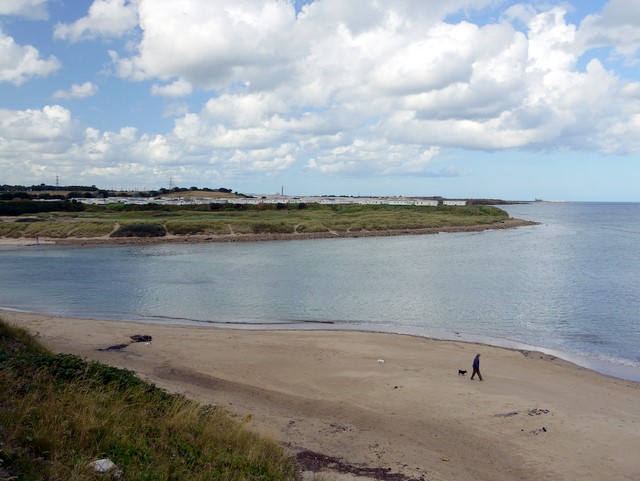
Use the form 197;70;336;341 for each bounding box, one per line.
1;202;639;381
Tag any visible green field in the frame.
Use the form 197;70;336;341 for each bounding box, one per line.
0;202;512;239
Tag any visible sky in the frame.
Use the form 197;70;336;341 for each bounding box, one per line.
1;0;640;201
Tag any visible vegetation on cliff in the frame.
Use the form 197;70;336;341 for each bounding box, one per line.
0;319;298;481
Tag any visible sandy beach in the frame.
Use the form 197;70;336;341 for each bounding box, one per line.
3;309;639;481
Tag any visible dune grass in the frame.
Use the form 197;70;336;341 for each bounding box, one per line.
0;220;115;238
0;319;298;481
0;203;511;240
163;220;232;236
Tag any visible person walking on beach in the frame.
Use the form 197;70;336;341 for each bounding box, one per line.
470;353;482;381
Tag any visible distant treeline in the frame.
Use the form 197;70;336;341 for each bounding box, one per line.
0;184;98;192
0;191;92;201
0;185;239;200
0;200;85;216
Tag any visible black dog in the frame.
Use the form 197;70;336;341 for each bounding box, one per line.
458;369;467;376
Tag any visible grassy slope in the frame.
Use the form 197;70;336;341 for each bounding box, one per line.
0;203;511;239
0;319;298;481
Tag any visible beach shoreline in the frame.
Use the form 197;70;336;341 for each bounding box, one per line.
4;304;638;383
3;309;639;481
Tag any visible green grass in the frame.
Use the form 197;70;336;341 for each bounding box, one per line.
111;223;167;237
0;203;511;239
0;319;298;481
164;220;232;236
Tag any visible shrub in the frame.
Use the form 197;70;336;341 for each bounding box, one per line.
295;221;327;233
0;200;84;215
0;192;31;200
111;223;167;237
251;222;295;234
165;220;229;236
227;222;253;234
66;191;94;199
68;222;114;237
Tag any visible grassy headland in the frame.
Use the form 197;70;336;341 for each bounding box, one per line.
0;202;528;243
0;319;298;481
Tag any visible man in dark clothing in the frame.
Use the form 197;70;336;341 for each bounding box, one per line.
471;353;482;380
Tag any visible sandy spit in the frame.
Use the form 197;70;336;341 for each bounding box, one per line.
0;218;536;247
3;310;638;481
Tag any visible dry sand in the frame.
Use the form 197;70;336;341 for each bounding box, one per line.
3;310;639;481
0;238;54;246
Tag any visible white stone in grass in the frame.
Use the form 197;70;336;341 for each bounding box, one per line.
89;458;116;473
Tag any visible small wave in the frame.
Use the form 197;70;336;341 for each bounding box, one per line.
583;352;640;369
0;306;33;313
146;314;334;326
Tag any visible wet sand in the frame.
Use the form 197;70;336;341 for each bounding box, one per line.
3;310;639;481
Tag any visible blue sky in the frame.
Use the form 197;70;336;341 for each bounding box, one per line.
1;0;640;200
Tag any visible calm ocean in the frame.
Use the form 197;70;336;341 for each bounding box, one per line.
2;202;639;381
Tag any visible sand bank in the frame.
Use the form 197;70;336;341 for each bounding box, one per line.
0;218;536;246
3;310;638;481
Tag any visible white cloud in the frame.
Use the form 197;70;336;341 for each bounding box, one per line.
97;1;640;182
53;82;99;100
0;106;79;183
201;93;289;129
0;0;48;20
601;114;640;154
162;103;190;118
54;0;140;42
306;141;441;175
114;0;296;88
0;107;170;185
0;105;73;141
400;24;529;120
526;7;578;72
5;1;640;189
0;28;60;85
225;144;298;173
371;22;477;95
151;79;193;97
577;0;640;63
